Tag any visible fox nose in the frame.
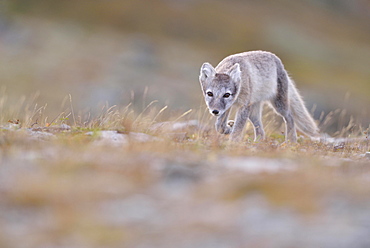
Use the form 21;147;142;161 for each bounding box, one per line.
212;110;219;115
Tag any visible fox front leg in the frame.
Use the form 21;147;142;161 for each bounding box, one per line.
215;109;232;134
249;102;265;141
230;105;251;142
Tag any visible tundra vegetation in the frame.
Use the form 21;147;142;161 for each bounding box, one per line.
1;0;370;247
0;94;369;248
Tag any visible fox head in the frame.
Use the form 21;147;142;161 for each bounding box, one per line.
199;62;241;116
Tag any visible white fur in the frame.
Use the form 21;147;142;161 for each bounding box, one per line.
199;50;319;143
227;63;241;82
199;62;216;82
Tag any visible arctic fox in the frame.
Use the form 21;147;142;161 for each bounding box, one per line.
199;51;319;142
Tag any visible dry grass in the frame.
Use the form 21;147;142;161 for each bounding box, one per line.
0;95;370;248
1;2;369;246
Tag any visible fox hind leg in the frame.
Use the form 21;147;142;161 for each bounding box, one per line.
272;74;298;142
281;111;297;143
271;97;297;142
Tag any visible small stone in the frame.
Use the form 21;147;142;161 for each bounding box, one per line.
149;120;201;133
60;123;71;130
333;143;345;152
365;152;370;159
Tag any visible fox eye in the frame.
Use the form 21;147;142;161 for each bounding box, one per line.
223;93;231;98
207;92;213;97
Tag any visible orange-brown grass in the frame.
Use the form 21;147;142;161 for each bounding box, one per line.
0;96;369;247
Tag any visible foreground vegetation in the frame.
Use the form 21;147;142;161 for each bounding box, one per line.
0;98;369;248
1;1;369;246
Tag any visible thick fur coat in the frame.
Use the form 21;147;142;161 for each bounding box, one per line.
199;51;319;142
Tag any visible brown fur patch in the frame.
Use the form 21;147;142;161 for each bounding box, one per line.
215;73;230;81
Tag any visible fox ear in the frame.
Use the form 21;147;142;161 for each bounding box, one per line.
228;63;241;98
228;63;241;83
199;62;216;82
228;63;241;82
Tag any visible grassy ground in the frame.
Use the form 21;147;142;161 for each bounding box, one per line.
1;1;369;247
1;98;369;248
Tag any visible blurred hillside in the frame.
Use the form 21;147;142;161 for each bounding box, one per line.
1;0;370;132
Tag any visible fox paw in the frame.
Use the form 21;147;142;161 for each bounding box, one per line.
227;120;234;127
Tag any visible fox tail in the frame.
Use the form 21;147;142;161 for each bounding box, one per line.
288;80;319;137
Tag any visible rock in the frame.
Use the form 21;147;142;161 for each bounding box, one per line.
221;157;296;173
365;152;370;159
149;120;201;133
129;132;159;143
1;123;21;130
59;123;71;130
86;130;159;146
86;130;128;146
333;143;345;152
31;124;71;133
28;130;56;140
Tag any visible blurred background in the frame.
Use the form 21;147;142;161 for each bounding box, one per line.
1;0;369;133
